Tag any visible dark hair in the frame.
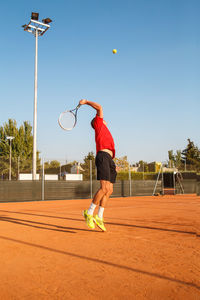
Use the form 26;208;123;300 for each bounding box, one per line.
91;118;95;129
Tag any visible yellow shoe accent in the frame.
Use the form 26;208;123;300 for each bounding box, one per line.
83;210;95;229
94;215;106;232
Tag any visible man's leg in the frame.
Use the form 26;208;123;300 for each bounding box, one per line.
83;151;116;230
93;182;113;231
99;182;113;207
93;180;111;205
83;180;109;229
87;180;110;215
93;156;116;231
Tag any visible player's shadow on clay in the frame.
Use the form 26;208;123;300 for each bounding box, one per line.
0;235;199;292
0;210;196;236
0;216;100;233
0;209;85;223
105;221;196;236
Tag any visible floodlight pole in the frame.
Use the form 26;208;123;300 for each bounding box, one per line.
22;13;52;180
33;29;38;180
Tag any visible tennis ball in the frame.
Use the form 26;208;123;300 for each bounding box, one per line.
112;49;117;54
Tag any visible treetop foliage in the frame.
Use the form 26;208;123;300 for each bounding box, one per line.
0;119;40;178
168;138;200;171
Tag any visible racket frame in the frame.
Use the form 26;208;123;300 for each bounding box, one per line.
58;104;81;131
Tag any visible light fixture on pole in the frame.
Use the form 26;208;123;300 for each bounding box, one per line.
6;136;14;181
22;12;52;180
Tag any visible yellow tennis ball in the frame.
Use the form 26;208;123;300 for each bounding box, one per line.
112;49;117;54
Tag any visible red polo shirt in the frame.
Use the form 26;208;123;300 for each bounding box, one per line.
93;114;115;158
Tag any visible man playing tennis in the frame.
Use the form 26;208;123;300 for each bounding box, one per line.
79;99;117;232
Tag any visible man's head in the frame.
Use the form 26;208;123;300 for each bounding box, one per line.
91;118;107;129
91;118;95;129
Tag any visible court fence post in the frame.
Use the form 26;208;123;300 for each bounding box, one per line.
42;158;44;201
129;163;132;197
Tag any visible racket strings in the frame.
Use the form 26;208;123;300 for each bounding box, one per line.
59;111;76;130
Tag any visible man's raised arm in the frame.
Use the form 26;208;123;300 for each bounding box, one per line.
79;99;103;118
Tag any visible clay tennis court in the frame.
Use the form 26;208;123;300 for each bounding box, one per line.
0;194;199;300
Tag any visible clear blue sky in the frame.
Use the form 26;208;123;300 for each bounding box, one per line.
1;0;199;164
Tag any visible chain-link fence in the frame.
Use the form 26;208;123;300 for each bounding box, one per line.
0;156;199;202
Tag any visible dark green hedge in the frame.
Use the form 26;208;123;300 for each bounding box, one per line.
116;172;158;181
116;171;200;181
181;172;197;179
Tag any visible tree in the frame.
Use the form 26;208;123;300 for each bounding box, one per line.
44;160;61;174
175;150;182;168
114;156;129;171
169;139;200;172
81;152;96;180
168;150;182;168
168;150;175;168
45;160;60;169
181;139;200;171
138;160;149;172
0;119;40;179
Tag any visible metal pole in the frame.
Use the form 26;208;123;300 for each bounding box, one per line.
173;172;176;195
9;140;12;181
161;165;164;195
152;164;162;196
143;162;144;180
33;29;38;180
18;156;20;180
42;158;44;200
129;163;132;197
90;160;92;199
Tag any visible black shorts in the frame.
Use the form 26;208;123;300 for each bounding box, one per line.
95;151;117;183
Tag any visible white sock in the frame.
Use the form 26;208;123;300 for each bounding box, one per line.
98;206;104;219
87;203;96;215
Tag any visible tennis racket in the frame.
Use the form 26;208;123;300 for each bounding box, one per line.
58;104;81;131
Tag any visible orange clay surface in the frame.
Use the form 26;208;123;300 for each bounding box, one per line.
0;194;199;300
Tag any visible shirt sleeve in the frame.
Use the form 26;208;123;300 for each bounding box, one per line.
93;114;103;130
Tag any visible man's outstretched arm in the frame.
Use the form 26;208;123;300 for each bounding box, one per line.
79;99;103;118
